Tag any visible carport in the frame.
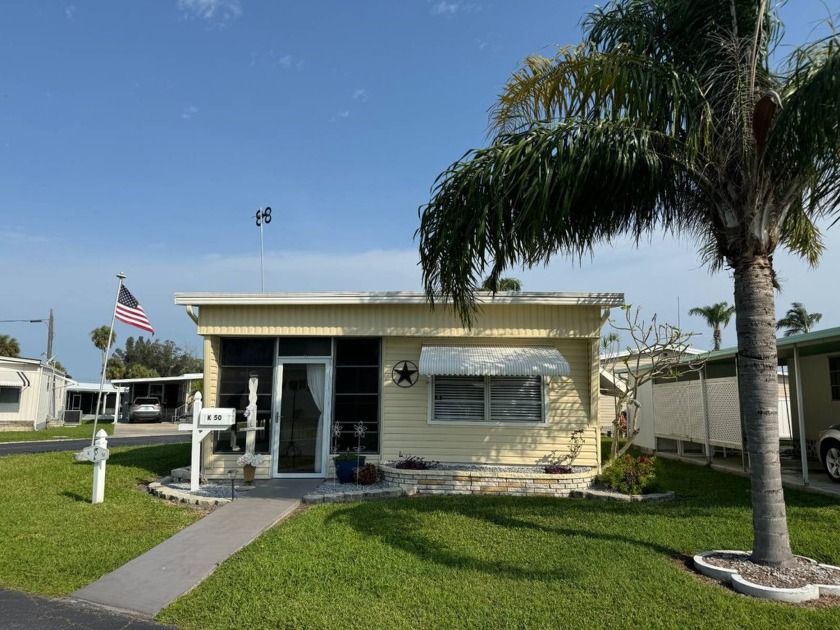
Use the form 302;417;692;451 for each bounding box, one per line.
639;326;840;488
111;373;202;422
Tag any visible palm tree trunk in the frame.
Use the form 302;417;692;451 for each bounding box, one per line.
733;254;794;567
713;326;721;351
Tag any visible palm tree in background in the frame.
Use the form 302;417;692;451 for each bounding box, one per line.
417;1;840;567
0;335;21;358
90;326;116;377
689;302;736;351
777;302;822;336
480;277;522;291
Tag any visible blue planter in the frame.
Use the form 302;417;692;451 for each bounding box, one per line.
335;456;366;484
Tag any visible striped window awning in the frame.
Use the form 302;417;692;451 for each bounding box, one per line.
0;370;27;388
419;346;570;377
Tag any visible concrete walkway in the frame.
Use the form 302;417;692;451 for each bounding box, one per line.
73;478;322;618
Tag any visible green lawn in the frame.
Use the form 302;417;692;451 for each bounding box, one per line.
160;458;840;630
0;442;199;595
0;421;114;443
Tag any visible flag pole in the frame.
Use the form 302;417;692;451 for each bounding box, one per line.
92;272;125;445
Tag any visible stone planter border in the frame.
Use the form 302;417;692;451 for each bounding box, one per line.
379;464;597;497
148;476;256;507
694;550;840;603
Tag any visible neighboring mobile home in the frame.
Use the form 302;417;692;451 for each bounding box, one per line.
174;291;624;480
0;356;68;430
635;326;840;482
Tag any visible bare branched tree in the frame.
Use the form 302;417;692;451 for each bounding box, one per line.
601;305;707;461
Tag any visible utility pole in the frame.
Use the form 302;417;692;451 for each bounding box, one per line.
47;308;54;359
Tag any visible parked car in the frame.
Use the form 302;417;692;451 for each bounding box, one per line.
817;424;840;482
129;397;162;422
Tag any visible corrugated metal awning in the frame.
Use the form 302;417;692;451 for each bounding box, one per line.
0;370;26;388
419;346;570;377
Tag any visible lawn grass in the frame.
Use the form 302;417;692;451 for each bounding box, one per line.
0;421;114;443
160;458;840;630
0;442;199;595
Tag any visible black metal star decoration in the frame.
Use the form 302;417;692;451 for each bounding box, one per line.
392;360;419;387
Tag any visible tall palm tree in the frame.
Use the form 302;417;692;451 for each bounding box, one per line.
417;1;840;567
480;277;522;292
90;326;116;377
777;302;822;336
689;302;736;351
0;334;21;357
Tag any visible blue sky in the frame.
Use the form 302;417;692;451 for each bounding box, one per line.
1;0;838;381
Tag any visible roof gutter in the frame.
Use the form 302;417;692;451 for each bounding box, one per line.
184;304;199;325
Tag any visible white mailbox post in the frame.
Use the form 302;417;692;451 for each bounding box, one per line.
178;392;236;493
84;429;110;504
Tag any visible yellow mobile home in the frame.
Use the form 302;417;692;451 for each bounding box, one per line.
174;291;623;480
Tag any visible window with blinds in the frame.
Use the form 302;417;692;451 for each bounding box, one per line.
432;376;543;423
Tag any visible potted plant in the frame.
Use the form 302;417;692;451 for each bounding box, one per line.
333;450;365;484
237;452;264;484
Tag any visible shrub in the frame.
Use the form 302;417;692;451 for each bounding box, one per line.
544;464;573;475
392;452;439;470
354;463;379;485
598;455;657;495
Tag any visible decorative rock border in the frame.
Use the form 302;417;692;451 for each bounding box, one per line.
148;476;255;507
694;550;840;603
379;464;596;497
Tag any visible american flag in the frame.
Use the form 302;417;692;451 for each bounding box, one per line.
115;285;154;334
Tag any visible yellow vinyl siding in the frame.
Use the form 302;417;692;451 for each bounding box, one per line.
381;337;598;467
196;303;603;339
196;301;607;477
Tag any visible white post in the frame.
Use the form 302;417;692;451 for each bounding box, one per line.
700;368;712;465
245;375;258;455
191;392;203;493
113;387;122;423
793;346;809;486
92;429;108;504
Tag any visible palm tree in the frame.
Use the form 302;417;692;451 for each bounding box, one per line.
777;302;822;336
480;277;522;292
90;326;116;377
689;302;736;351
0;334;20;357
417;1;840;567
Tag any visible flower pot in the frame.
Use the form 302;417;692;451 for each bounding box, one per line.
243;464;256;484
335;456;366;484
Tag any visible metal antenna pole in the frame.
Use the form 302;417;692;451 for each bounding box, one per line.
260;215;265;292
254;206;272;292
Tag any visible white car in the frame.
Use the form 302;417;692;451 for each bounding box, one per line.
817;425;840;483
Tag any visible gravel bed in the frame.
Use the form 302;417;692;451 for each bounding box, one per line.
165;481;257;498
308;479;397;496
384;463;591;474
703;553;840;589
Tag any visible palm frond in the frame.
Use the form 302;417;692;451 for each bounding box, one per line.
418;119;704;323
489;44;711;154
769;34;840;219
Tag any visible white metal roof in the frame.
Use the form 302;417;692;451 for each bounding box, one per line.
174;291;625;307
110;373;202;385
419;345;571;377
0;370;27;387
66;382;127;393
